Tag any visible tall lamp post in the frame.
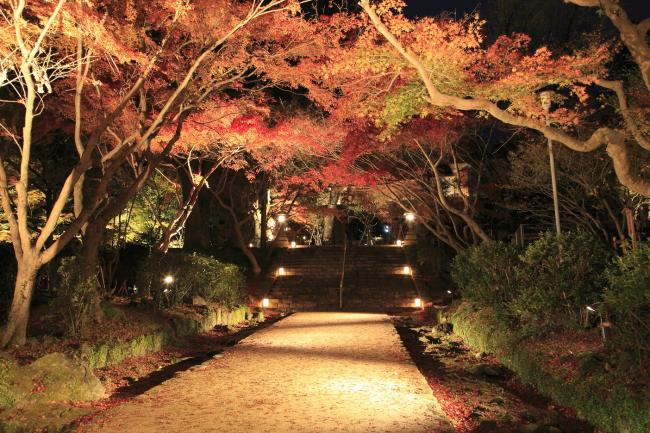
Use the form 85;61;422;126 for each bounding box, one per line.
540;90;561;236
273;213;290;248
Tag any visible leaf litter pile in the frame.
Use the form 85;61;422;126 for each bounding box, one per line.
394;316;600;433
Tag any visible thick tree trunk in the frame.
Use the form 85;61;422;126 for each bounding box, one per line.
80;220;106;323
260;175;268;247
1;258;39;348
234;222;262;275
81;222;104;275
323;210;335;245
182;170;211;252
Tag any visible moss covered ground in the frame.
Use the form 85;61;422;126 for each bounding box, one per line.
449;302;650;433
0;301;263;433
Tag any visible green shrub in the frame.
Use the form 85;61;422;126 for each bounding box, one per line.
137;252;245;309
451;241;521;316
604;242;650;361
53;256;99;338
512;231;609;332
451;303;650;433
407;240;455;293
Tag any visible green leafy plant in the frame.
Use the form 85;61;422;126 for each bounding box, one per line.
137;252;245;309
53;256;99;338
512;231;609;333
451;241;521;317
604;242;650;361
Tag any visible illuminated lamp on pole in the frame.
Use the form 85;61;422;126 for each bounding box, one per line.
273;213;290;248
404;212;417;243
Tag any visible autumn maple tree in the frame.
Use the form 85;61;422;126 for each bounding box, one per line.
349;0;649;198
0;0;306;347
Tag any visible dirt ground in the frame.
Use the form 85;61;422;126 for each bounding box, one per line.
83;312;453;433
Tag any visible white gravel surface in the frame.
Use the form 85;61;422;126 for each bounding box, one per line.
86;312;454;433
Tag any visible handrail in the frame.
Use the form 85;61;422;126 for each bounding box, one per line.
339;236;347;309
402;246;422;298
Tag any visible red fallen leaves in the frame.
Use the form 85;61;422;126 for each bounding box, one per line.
421;373;475;433
31;376;46;394
71;397;132;432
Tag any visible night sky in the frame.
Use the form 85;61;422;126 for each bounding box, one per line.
405;0;650;21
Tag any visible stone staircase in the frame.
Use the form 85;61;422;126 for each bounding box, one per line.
264;245;422;312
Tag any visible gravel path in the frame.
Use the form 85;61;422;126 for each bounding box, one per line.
86;312;453;433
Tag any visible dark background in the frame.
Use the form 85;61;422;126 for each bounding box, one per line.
406;0;649;20
404;0;649;48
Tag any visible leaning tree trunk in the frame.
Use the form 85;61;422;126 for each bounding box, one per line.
1;257;40;347
259;174;268;247
233;220;262;275
79;218;110;323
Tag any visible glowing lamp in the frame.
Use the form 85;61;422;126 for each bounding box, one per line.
539;90;553;113
396;240;403;247
248;243;254;248
290;241;297;248
586;305;596;312
262;298;270;308
447;290;452;295
404;212;415;222
277;214;287;223
403;266;411;275
414;298;422;308
163;275;174;284
278;267;286;276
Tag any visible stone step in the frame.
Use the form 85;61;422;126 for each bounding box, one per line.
263;246;422;312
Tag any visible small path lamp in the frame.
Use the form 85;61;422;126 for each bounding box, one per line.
162;275;175;302
586;304;607;343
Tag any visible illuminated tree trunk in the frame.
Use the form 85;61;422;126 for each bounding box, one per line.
322;189;339;245
260;174;269;247
156;161;221;254
1;257;39;347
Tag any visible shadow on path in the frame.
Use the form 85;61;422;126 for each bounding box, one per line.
111;316;284;399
